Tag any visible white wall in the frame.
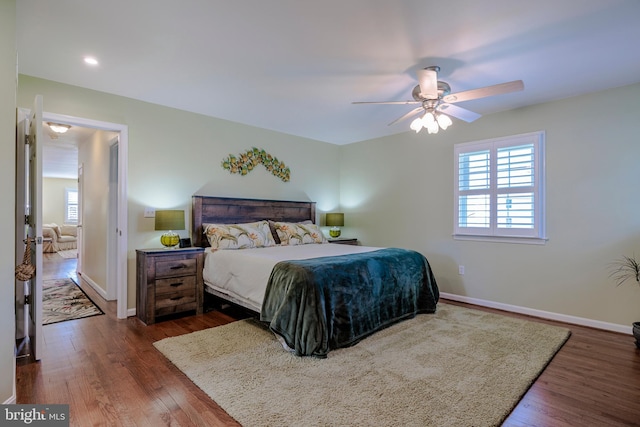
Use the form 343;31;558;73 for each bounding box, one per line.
17;75;342;309
340;82;640;329
43;177;77;225
78;130;116;293
1;0;17;404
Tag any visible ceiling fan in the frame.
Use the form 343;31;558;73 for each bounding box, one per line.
353;66;524;134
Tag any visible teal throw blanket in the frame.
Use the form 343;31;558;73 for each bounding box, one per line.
260;248;439;358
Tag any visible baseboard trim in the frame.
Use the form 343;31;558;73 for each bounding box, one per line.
440;292;632;335
79;273;136;317
79;273;108;300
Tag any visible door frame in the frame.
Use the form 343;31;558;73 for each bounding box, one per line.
30;110;129;319
107;139;119;301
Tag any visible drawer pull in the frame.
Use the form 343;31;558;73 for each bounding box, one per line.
170;296;183;301
170;282;183;287
170;264;187;270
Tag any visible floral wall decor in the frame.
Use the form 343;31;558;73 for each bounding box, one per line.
221;147;291;182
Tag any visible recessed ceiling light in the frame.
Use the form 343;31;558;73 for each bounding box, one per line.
83;56;99;66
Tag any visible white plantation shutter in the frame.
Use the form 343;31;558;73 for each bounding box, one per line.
454;132;546;243
496;144;534;229
65;188;78;224
457;149;490;229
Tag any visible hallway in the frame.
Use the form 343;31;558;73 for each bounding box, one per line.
41;252;114;318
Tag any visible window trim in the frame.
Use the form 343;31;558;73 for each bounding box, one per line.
453;131;546;244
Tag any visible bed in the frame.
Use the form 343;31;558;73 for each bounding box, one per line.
192;195;439;357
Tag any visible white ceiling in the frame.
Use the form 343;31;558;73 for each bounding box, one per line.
16;0;640;146
41;123;94;179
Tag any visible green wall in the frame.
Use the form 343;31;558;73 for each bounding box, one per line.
18;75;640;331
1;0;16;405
18;75;342;311
340;82;640;329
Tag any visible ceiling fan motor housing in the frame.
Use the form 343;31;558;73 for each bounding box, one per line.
412;81;451;101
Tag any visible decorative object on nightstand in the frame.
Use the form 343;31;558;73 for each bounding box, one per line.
155;209;185;248
136;247;204;324
325;212;344;238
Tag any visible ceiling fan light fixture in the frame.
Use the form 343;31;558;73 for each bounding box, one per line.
353;66;523;137
436;113;452;130
422;111;435;127
410;116;423;133
47;122;71;134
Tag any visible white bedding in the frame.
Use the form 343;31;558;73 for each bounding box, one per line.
203;243;380;312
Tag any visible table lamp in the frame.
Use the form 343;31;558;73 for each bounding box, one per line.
155;209;185;248
325;212;344;238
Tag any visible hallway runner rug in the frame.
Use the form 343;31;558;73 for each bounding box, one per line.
154;302;571;427
42;278;104;325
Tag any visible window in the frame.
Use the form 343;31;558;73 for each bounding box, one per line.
454;131;546;243
65;187;78;224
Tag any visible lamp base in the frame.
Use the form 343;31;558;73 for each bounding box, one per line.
329;227;341;238
160;231;180;248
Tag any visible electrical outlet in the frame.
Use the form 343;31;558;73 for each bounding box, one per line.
144;207;155;218
458;265;465;275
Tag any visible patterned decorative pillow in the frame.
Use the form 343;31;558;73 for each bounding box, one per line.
203;220;276;249
272;222;327;245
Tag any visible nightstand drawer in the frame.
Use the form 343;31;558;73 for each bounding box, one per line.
155;287;196;310
155;275;196;297
155;258;197;278
156;300;198;317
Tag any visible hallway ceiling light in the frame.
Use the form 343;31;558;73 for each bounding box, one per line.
83;56;99;66
47;122;71;134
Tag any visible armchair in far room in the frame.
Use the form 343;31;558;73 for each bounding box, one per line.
42;223;78;253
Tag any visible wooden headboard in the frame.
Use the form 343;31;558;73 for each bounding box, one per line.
191;196;317;247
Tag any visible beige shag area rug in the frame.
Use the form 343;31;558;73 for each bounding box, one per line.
154;303;570;427
56;249;77;259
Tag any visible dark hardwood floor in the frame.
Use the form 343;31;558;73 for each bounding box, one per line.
16;254;640;426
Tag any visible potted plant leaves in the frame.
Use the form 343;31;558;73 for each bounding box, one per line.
608;255;640;348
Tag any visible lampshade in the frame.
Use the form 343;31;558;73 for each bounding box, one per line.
325;213;344;227
155;210;185;248
326;212;344;238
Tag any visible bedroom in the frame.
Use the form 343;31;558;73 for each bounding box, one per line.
2;0;640;424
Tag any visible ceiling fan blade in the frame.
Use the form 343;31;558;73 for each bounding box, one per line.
443;80;524;104
352;100;420;105
388;107;424;126
417;68;438;99
437;103;481;123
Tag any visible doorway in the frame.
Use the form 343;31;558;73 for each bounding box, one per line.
40;112;128;319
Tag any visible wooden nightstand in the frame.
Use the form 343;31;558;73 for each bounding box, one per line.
136;247;204;324
328;238;359;246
